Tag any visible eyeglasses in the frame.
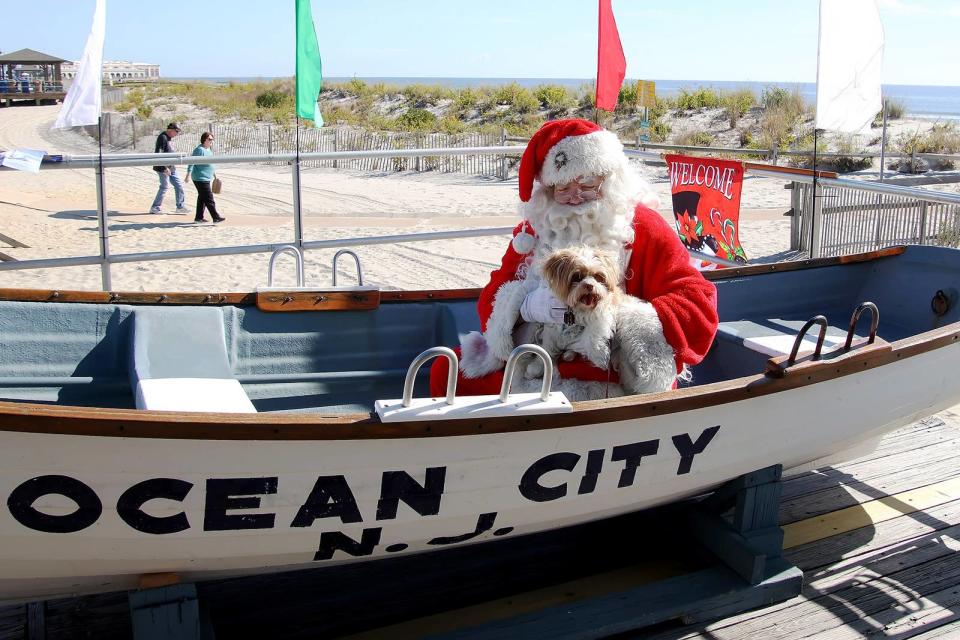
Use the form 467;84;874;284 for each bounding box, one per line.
553;176;603;203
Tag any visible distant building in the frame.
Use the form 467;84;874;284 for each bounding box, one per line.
62;60;160;84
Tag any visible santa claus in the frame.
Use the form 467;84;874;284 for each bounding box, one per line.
430;118;718;399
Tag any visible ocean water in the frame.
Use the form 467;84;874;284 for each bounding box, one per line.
170;76;960;120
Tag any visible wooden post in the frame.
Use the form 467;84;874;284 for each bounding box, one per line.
130;114;137;149
499;127;507;181
772;147;779;166
811;181;824;258
332;127;339;169
415;133;422;172
789;181;801;251
918;201;929;245
267;125;273;155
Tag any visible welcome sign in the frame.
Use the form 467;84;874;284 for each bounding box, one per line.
666;154;747;269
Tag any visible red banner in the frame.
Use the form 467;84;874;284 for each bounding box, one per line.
666;154;747;269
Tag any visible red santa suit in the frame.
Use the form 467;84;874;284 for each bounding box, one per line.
430;119;718;399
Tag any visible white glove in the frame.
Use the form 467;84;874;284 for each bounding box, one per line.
520;285;568;324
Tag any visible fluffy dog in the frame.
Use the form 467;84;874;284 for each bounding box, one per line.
520;245;622;379
460;245;677;400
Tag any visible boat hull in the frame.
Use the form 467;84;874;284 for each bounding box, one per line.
2;341;958;603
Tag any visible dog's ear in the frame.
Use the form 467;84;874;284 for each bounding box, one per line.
594;250;621;280
543;249;578;296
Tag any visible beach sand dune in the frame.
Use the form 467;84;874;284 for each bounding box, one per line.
0;106;796;292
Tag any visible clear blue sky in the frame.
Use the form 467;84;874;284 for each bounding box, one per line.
4;0;958;85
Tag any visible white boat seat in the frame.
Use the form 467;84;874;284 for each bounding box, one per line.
716;318;861;358
129;307;256;413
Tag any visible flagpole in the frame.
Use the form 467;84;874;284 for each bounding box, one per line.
95;115;111;290
879;98;888;183
292;0;304;251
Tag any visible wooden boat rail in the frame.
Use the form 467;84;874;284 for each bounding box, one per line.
0;245;955;439
0;322;956;441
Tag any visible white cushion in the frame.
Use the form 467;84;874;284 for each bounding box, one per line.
135;378;256;413
742;333;854;358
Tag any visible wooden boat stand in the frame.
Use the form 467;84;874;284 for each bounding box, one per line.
122;465;802;639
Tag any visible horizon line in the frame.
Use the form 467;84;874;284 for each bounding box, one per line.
163;75;960;88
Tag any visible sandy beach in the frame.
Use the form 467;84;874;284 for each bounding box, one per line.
0;104;846;292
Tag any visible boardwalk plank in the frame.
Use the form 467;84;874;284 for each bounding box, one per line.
650;549;960;639
780;452;960;524
910;618;960;639
647;518;960;639
786;497;960;570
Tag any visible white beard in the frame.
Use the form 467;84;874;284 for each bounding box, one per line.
520;191;635;277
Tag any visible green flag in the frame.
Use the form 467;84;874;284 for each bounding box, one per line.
296;0;324;126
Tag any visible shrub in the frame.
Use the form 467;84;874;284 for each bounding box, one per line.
395;107;437;130
403;83;453;106
676;130;715;147
454;87;481;114
761;86;809;123
675;87;723;111
886;99;906;119
722;89;755;128
757;108;797;149
649;97;671;121
894;123;960;171
650;121;671;142
255;90;288;109
437;116;466;134
345;78;370;97
874;98;906;126
136;104;153;119
827;138;872;172
534;84;576;112
492;83;539;113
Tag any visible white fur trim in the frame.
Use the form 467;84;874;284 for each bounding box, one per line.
540;130;625;186
459;331;504;379
484;279;535;362
512;375;624;402
614;297;676;395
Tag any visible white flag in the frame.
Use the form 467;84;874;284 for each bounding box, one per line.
815;0;884;134
54;0;106;129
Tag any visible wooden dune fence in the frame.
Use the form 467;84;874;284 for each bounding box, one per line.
99;113;510;178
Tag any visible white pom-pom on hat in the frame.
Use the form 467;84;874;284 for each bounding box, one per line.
512;222;536;254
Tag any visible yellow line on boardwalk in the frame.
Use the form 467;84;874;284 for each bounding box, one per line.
782;476;960;548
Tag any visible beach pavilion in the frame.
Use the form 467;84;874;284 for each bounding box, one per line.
0;48;67;107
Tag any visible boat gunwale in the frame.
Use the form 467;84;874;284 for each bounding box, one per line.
0;246;905;307
1;245;953;441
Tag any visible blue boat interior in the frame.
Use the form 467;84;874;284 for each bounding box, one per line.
0;246;957;414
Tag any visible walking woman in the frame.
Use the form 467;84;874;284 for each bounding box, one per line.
186;132;225;224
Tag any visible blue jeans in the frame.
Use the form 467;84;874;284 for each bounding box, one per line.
151;169;185;209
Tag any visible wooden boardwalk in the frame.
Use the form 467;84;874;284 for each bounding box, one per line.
2;407;960;638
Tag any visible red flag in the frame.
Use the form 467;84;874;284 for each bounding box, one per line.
596;0;626;111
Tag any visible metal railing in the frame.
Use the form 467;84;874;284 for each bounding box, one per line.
788;175;960;258
0;80;64;95
2;145;959;288
0;146;528;290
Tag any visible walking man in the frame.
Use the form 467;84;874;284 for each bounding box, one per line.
150;123;189;214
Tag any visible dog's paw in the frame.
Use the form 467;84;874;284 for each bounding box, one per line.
561;350;576;362
523;357;545;379
459;331;504;378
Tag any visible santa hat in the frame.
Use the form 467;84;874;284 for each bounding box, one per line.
518;118;626;202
